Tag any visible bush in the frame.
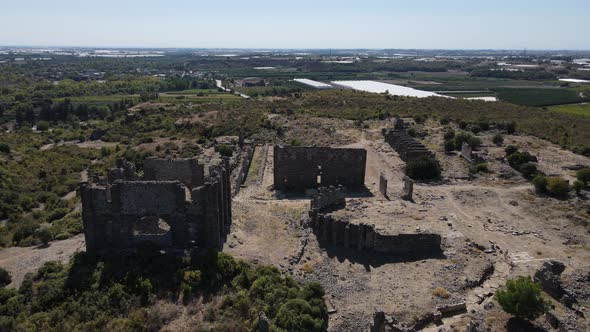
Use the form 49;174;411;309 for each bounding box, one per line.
573;180;584;195
444;139;456;153
454;131;472;150
35;227;53;245
405;157;441;181
495;276;548;321
492;133;504;145
508;151;537;168
467;136;482;150
36;121;50;131
533;175;548;193
470;163;490;174
505;145;519;156
547;177;571;198
443;130;455;140
519;163;538;178
215;144;233;157
0;267;11;287
576;168;590;184
407;128;417;137
0;143;10;154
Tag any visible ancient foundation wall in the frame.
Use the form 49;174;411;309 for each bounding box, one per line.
310;186;346;212
309;214;441;255
273;146;367;192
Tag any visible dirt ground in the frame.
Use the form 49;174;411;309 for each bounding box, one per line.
0;234;85;288
225;117;590;331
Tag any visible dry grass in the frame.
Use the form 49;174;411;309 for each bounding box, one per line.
432;287;451;299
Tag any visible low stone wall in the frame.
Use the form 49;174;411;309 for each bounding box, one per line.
309;214;441;255
310;186;345;212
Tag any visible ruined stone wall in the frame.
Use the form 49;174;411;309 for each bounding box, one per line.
383;129;434;162
273;146;367;192
309;214;441;255
310;186;346;212
81;160;231;254
231;145;254;196
143;157;204;189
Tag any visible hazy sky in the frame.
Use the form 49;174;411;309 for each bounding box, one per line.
1;0;588;49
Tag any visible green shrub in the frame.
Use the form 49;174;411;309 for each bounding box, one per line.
492;133;504;145
495;276;548;321
405;157;441;181
576;168;590;184
547;177;571;198
274;298;325;332
505;145;518;156
508;151;537;168
35;227;53;245
215;144;233;157
443;130;455;140
467;136;482;150
407;128;417;137
470;163;490;174
454;131;472;150
0;267;11;287
444;139;456;153
36;121;50;131
0;143;10;154
533;175;548;193
519;163;538;178
573;180;584;195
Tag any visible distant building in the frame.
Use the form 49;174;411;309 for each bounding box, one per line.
236;77;266;87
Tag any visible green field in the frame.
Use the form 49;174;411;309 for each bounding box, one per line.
549;103;590;117
492;87;586;106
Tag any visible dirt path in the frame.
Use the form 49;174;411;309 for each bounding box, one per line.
0;235;85;288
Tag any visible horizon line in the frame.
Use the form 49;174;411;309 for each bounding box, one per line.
1;45;590;52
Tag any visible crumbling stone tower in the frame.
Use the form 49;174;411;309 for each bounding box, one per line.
81;158;232;254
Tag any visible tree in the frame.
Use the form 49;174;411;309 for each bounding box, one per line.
0;267;11;287
495;276;548;321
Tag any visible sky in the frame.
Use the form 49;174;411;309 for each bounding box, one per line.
0;0;588;50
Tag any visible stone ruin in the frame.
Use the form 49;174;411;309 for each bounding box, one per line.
379;173;389;200
308;187;441;256
310;185;346;212
401;176;414;201
460;142;485;164
273;145;367;192
81;157;231;254
383;118;435;162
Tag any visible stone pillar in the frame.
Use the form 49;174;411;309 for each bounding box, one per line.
379;173;389;200
401;176;413;201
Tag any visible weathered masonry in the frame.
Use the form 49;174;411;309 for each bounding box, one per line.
308;186;441;256
273;146;367;192
383;118;434;162
81;158;231;254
